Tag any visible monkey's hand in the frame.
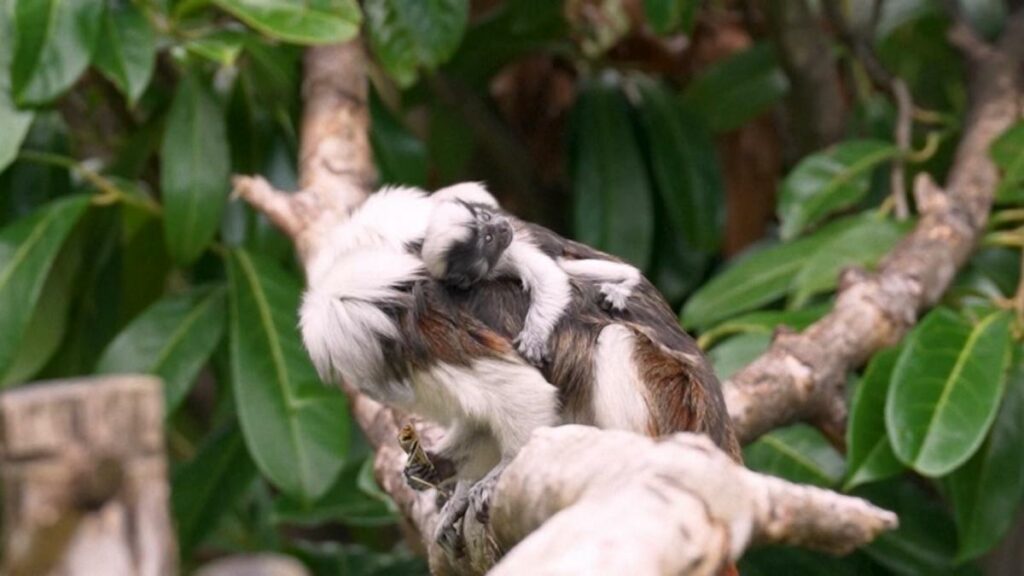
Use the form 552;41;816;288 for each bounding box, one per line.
514;329;549;366
599;282;632;311
402;451;456;493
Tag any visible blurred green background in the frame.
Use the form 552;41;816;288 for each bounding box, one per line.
1;0;1023;574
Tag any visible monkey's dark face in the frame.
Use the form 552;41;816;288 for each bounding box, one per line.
423;201;513;290
445;203;513;289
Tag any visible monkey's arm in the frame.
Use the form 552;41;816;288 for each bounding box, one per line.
498;240;572;365
556;258;641;311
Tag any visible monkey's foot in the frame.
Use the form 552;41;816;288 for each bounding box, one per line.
467;474;499;524
599;282;631;311
514;330;549;366
435;492;470;559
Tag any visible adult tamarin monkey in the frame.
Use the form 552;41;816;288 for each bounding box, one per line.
300;182;739;557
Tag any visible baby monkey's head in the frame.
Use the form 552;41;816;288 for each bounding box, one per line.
422;200;514;289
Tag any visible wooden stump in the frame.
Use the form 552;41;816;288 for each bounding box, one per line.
0;375;176;576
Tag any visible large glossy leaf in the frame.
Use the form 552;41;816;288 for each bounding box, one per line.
845;347;904;490
1;233;80;385
227;250;349;501
680;43;788;133
0;0;32;172
708;333;771;382
886;310;1012;477
989;120;1024;203
173;423;257;556
697;305;828;350
0;195;88;383
96;286;226;414
744;425;845;487
365;0;468;87
273;457;395;527
681;216;860;330
790;216;910;308
778;140;899;240
213;0;361;45
161;74;230;266
92;0;155;105
643;0;697;35
571;76;654;268
9;0;102;105
634;78;724;252
858;479;960;575
949;357;1024;561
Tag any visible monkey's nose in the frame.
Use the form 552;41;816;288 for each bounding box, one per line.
491;220;513;250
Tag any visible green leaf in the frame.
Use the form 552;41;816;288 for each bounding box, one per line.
744;424;845;487
227;250;350;501
708;332;771;382
989;121;1024;203
643;0;697;35
682;216;860;330
886;310;1012;477
949;356;1024;561
273;457;396;527
790;215;910;307
160;74;230;266
697;305;829;350
778;140;900;240
172;423;257;557
0;195;88;383
212;0;361;45
92;0;155;105
9;0;102;105
183;30;249;67
680;43;788;133
365;0;468;87
634;78;724;252
370;92;427;187
1;234;80;385
858;479;960;575
571;75;654;268
845;347;904;490
96;286;226;415
0;1;33;173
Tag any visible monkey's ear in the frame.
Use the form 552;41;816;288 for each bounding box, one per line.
433;182;498;208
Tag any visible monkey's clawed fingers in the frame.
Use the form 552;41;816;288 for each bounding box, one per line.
599;282;631;311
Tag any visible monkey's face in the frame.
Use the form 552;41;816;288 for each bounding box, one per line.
423;201;513;289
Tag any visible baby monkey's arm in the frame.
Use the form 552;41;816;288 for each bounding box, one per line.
497;238;571;365
557;258;641;311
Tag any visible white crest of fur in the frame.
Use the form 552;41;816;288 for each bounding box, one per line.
308;186;434;286
300;247;425;393
592;325;651;433
421;201;474;278
432;182;499;207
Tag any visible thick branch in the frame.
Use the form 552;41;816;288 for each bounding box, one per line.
482;427;896;575
234;36;901;576
726;15;1024;444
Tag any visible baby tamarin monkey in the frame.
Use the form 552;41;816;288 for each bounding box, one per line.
421;183;642;364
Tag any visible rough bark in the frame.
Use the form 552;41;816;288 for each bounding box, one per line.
234;37;902;574
0;376;175;576
485;427;896;576
725;15;1024;445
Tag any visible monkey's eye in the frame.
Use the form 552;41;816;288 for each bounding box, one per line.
481;212;492;222
484;234;494;243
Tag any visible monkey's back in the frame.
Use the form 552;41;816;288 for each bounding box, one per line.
448;221;741;460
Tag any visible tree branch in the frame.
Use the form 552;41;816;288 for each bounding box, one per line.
233;38;901;576
725;13;1024;444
